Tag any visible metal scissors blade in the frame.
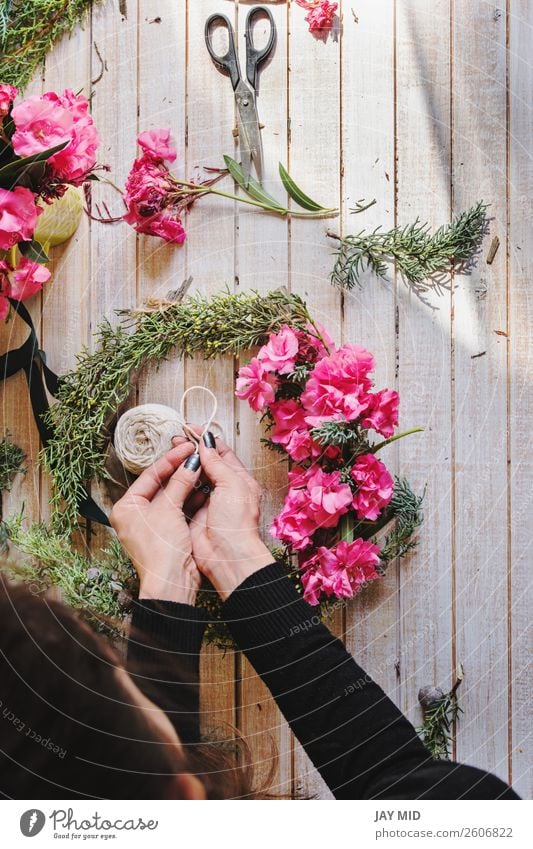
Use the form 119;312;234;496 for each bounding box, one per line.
234;81;263;185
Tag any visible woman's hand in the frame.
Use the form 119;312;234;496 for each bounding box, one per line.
190;433;274;600
110;440;203;605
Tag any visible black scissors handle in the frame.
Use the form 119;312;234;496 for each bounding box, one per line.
245;6;276;92
204;13;241;91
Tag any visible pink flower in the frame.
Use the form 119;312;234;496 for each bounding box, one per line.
236;356;279;412
0;84;17;117
258;325;299;374
300;539;381;605
270;489;318;550
0;186;40;250
304;466;353;528
5;257;51;301
137;128;177;163
123;155;186;243
351;453;394;521
270;467;352;549
11;89;99;183
296;0;338;32
301;343;375;425
361;388;399;438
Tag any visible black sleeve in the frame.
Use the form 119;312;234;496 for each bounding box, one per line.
222;562;519;800
126;599;209;746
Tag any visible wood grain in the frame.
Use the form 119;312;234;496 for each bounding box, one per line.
452;0;509;782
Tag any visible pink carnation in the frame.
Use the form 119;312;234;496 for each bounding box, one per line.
296;0;338;32
351;454;394;521
270;489;318;550
123;155;186;243
0;186;40;250
11;89;99;183
270;399;310;458
301;343;375;425
137;128;177;163
270;467;352;549
6;257;51;301
0;84;17;117
361;388;399;438
0;256;50;319
236;356;279;412
300;539;381;605
258;325;299;374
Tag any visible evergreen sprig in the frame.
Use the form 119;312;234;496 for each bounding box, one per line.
0;0;98;91
2;515;136;635
0;431;26;493
378;476;425;564
328;202;488;294
417;669;464;759
41;287;314;532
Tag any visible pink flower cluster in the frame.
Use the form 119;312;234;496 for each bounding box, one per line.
11;88;99;185
236;322;400;606
0;257;51;320
295;0;338;33
300;540;381;605
123;129;186;244
0;84;100;318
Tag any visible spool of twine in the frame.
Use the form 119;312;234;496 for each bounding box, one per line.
113;387;218;475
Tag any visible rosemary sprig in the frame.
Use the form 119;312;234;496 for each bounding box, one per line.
328;201;488;294
40;287;314;532
0;431;26;493
2;514;136;636
417;668;464;759
0;0;98;91
377;476;425;564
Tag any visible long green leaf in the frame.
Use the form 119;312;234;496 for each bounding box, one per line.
18;238;49;264
0;140;68;187
223;155;285;210
278;162;330;212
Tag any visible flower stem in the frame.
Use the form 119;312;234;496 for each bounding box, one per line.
173;179;338;219
370;427;425;454
339;513;355;544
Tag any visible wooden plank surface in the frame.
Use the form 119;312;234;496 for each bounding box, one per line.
509;0;533;800
1;0;530;798
452;0;510;783
396;0;454;736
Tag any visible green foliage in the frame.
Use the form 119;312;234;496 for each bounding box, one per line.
0;0;97;91
0;431;26;492
3;515;136;635
41;287;314;532
417;672;464;759
378;476;425;564
329;202;488;295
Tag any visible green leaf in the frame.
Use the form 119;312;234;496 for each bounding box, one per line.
0;140;68;188
18;239;49;264
223;155;247;189
278;162;330;212
223;155;285;210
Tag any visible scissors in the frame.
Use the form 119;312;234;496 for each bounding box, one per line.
205;6;276;185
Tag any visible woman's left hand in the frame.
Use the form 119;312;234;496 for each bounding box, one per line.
110;439;203;605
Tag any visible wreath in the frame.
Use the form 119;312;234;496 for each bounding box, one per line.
4;285;424;647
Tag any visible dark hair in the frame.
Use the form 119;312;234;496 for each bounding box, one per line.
0;578;270;799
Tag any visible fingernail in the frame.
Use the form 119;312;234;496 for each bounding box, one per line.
183;452;201;472
203;431;216;449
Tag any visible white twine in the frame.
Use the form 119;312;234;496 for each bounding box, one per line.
113;386;218;475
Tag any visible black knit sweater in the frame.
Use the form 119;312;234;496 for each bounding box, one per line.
127;562;518;800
